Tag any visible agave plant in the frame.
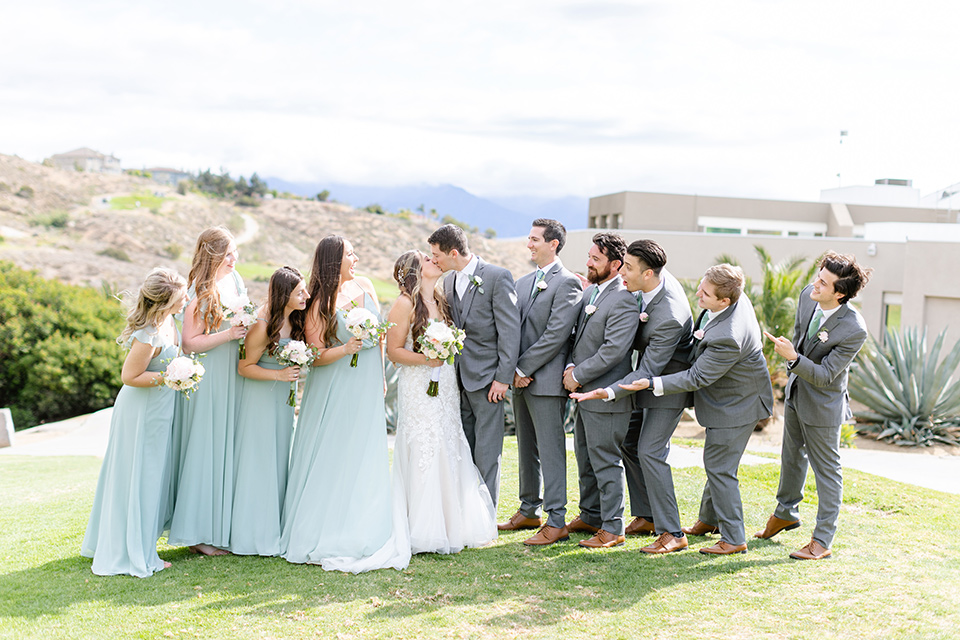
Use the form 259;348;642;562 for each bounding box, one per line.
850;327;960;447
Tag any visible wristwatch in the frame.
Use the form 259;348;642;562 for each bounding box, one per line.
787;358;799;370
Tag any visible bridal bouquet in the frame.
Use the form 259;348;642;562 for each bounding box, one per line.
276;340;320;406
417;319;466;396
161;353;206;399
222;292;258;359
344;306;394;367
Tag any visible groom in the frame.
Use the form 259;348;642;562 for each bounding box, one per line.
428;224;520;507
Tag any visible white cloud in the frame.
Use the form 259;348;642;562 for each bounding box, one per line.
3;0;960;200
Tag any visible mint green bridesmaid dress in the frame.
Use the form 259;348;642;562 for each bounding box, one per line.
81;328;178;577
230;336;294;556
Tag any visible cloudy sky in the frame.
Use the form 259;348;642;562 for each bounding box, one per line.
3;0;958;200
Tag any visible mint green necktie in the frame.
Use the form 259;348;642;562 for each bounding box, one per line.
807;308;824;341
531;269;544;298
588;286;599;306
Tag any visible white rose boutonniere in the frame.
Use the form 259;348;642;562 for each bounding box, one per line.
639;312;649;323
536;280;548;292
818;330;829;343
585;304;597;316
693;329;705;341
468;274;484;294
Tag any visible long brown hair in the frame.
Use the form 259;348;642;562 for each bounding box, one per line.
265;266;307;354
187;226;234;333
393;250;451;352
118;268;187;346
305;235;346;348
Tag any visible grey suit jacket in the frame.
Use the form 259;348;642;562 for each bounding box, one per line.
660;294;774;428
611;269;694;410
445;258;521;393
515;262;583;397
785;284;868;427
570;277;638;414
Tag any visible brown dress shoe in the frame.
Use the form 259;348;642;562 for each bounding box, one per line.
566;516;600;534
497;510;542;531
641;532;688;554
624;517;656;536
682;520;720;536
523;525;570;546
790;539;831;560
754;515;801;539
578;529;626;549
699;540;748;555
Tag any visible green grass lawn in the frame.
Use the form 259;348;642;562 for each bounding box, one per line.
1;442;959;639
110;192;168;211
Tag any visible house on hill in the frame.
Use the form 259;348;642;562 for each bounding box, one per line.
145;168;192;187
46;148;121;174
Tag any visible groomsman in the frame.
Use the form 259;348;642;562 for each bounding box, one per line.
573;239;695;554
758;251;871;560
428;224;520;507
615;264;774;555
500;219;582;546
563;233;638;549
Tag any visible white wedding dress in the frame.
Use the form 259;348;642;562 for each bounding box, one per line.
393;333;497;554
320;332;495;572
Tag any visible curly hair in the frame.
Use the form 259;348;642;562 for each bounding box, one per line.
118;268;187;346
187;226;234;333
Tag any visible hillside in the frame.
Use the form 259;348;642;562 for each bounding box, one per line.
0;154;532;302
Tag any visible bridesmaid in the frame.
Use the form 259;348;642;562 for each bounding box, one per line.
82;268;188;577
280;235;410;571
231;266;309;556
167;227;247;556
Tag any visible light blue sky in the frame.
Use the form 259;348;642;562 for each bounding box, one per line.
3;0;958;200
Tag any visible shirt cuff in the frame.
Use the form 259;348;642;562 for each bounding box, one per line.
652;377;664;396
602;387;615;401
516;367;527;378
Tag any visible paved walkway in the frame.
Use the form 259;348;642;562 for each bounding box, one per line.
3;408;959;495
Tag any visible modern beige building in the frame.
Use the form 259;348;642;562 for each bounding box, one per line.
565;185;960;346
46;148;121;174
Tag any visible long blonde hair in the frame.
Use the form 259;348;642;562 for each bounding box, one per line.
118;268;187;346
188;227;234;333
393;250;451;351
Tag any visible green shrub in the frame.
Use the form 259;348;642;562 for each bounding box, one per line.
0;262;125;429
163;243;183;260
16;185;35;199
29;211;69;228
235;195;261;207
97;247;131;262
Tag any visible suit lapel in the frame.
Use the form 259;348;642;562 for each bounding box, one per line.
445;272;461;327
803;304;848;355
459;260;485;320
575;278;619;345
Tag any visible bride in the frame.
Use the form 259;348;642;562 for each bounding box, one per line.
384;250;497;554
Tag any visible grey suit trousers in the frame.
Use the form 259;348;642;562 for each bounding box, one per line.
461;387;505;507
697;422;754;546
514;391;568;528
774;399;843;548
620;406;684;534
574;410;630;535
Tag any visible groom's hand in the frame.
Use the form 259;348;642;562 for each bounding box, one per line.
488;380;508;403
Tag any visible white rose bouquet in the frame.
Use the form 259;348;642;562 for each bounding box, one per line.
276;340;320;406
344;306;394;367
222;292;259;359
417;319;466;396
161;353;206;399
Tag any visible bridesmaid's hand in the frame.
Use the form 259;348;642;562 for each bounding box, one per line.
342;336;363;355
227;324;248;341
276;366;301;382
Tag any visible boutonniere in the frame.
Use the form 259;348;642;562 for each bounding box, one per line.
536;280;548;292
639;312;649;323
693;329;705;341
585;304;597;316
818;330;829;343
468;274;484;294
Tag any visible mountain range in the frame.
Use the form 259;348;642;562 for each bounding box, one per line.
266;178;589;238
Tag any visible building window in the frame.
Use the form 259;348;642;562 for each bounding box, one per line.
611;213;621;229
589;216;596;228
883;292;902;340
598;215;608;228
